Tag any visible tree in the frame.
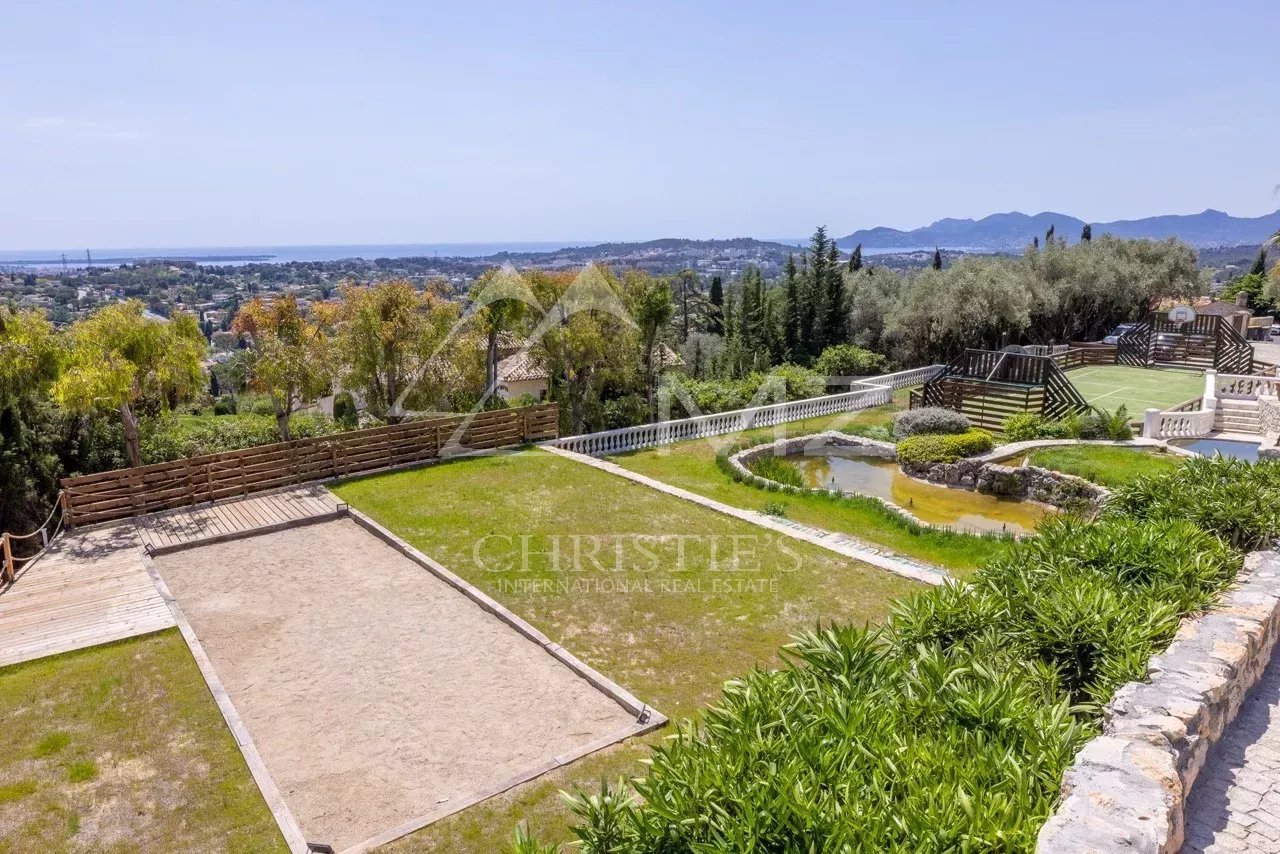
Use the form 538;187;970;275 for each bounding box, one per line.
468;266;534;402
232;294;335;441
635;278;674;421
54;300;205;467
783;255;802;359
1250;248;1268;277
0;308;63;532
813;344;889;380
932;247;943;270
824;240;846;345
1081;224;1092;242
1045;224;1056;245
337;279;462;422
708;276;724;335
847;243;863;273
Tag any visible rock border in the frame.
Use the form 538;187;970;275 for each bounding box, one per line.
1037;550;1280;853
727;434;1144;525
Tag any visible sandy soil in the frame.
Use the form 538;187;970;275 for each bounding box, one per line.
154;519;636;850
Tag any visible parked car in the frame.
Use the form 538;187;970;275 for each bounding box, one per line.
1102;323;1137;345
1269;325;1280;339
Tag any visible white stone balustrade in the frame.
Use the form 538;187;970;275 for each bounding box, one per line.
547;365;944;456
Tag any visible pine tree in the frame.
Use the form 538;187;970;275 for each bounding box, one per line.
847;243;863;273
1251;248;1268;277
932;247;943;270
824;241;845;346
783;254;801;358
1081;224;1092;243
708;276;724;334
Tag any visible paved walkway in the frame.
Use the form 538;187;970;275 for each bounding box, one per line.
0;485;347;668
541;445;949;586
1184;653;1280;852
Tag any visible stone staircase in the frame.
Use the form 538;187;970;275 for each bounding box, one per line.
1215;398;1262;434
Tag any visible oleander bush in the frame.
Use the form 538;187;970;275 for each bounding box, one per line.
892;406;971;439
896;429;995;465
1108;456;1280;550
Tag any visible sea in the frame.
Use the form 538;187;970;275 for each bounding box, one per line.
0;242;583;270
0;241;937;271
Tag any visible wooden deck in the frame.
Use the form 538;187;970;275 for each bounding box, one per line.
0;524;168;668
0;485;346;668
135;484;346;553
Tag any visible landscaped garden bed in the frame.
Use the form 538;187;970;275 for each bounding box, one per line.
609;397;1006;574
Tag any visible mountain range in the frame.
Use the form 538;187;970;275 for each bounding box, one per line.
838;209;1280;252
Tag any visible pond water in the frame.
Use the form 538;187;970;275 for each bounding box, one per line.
1169;438;1261;462
787;448;1052;535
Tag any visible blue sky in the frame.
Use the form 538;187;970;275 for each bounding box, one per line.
4;0;1277;249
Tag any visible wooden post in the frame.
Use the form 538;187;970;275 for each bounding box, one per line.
2;533;13;584
59;489;71;529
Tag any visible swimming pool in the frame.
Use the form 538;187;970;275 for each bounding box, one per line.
1169;438;1261;462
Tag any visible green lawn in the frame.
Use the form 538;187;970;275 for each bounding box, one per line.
1065;364;1204;414
0;630;286;854
1027;444;1185;488
607;399;1005;574
332;448;921;850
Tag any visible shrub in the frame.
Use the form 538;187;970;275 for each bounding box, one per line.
896;429;995;465
332;392;358;429
211;395;237;416
745;454;803;488
1108;456;1280;550
1002;412;1043;442
892;407;970;439
813;344;890;378
762;499;788;517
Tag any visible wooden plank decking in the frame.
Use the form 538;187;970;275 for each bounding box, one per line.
0;485;345;668
134;483;345;553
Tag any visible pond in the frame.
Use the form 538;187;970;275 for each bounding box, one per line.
786;448;1052;535
1169;437;1260;462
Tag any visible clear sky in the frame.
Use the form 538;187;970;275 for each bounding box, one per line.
4;0;1278;249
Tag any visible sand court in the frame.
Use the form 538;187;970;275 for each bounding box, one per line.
153;518;640;850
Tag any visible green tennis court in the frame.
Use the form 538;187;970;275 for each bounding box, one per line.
1065;364;1205;414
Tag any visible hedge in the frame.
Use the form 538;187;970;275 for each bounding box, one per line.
896;429;995;465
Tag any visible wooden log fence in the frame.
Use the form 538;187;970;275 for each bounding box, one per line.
59;404;558;527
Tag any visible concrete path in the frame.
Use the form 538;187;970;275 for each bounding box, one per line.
1184;653;1280;852
541;445;949;586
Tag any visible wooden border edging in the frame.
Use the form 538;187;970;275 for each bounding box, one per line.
143;558;313;854
335;505;669;853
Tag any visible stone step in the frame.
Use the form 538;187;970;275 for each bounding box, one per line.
1218;398;1261;410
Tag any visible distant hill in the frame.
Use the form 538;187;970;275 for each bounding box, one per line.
837;209;1280;252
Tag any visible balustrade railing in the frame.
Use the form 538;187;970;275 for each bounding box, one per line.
549;365;943;456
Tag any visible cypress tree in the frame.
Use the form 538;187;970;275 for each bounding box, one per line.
708;276;724;334
1045;224;1055;245
808;227;831;354
1251;248;1268;277
1081;223;1092;243
1033;236;1040;251
847;243;863;273
932;247;943;270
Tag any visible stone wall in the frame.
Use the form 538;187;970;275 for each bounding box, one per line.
1037;551;1280;853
